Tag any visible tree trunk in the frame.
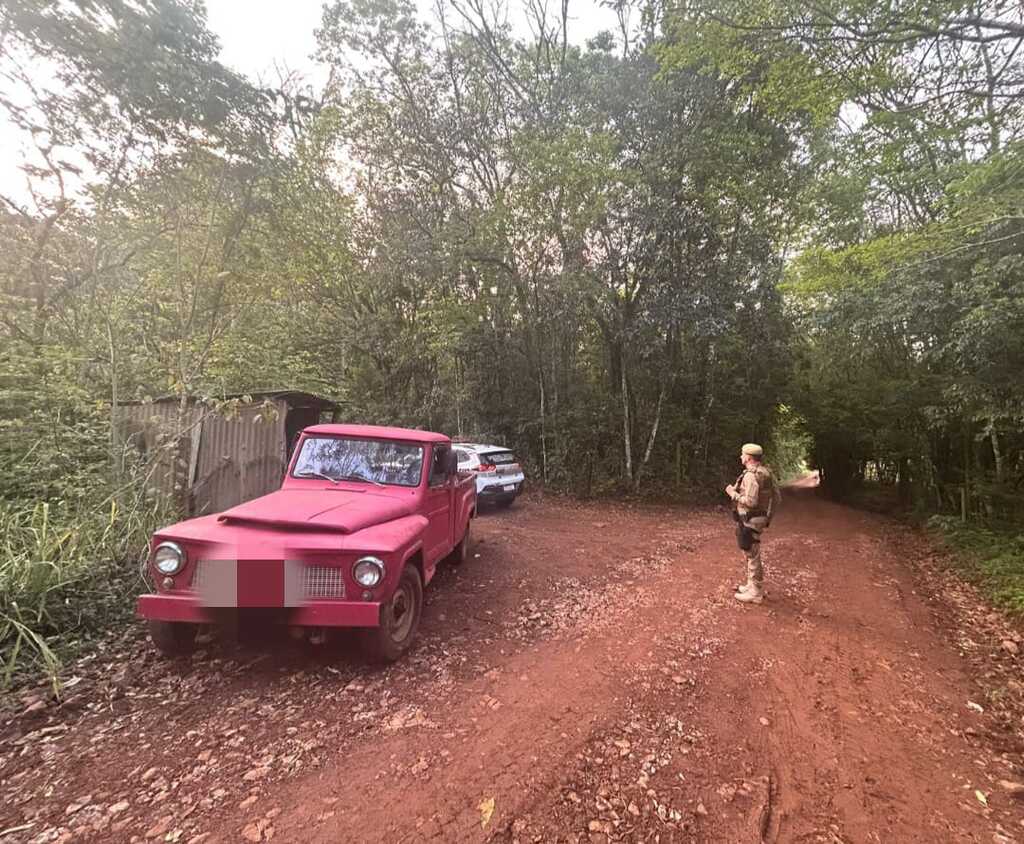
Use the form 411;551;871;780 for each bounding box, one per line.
635;382;667;493
539;369;548;485
990;423;1004;484
175;386;191;516
621;365;632;481
455;356;463;438
961;427;971;522
896;457;910;504
107;320;121;479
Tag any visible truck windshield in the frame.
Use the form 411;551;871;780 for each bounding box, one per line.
292;437;424;487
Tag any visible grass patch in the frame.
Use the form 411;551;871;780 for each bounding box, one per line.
0;495;166;692
928;516;1024;617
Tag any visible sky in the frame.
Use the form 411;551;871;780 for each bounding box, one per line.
205;0;621;82
0;0;621;203
205;0;330;87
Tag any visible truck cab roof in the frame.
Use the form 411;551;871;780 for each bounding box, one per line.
302;424;452;444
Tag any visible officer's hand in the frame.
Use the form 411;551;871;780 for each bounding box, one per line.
725;484;736;498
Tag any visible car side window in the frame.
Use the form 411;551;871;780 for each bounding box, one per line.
429;446;449;486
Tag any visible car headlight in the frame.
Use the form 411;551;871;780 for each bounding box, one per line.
353;556;385;588
153;541;186;576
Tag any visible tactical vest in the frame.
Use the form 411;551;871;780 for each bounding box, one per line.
735;466;776;516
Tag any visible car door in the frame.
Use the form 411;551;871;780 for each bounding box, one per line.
422;444;453;569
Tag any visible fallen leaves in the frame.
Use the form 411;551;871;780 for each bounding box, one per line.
384;707;436;731
479;796;495;828
3;506;1022;844
144;814;174;839
999;780;1024;799
241;819;273;842
64;796;91;816
243;766;270;782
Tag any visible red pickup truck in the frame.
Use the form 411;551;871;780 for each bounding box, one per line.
137;424;476;661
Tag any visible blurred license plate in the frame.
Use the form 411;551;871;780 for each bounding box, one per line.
503;484;515;492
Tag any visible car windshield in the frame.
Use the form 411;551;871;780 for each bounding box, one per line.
292;437;424;487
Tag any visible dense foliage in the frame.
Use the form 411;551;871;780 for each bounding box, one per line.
672;0;1024;515
2;0;1023;683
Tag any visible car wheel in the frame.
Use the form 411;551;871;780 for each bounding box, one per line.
148;619;199;657
449;519;472;565
359;565;423;663
496;495;516;508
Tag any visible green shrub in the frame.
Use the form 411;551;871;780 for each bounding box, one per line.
928;516;1024;616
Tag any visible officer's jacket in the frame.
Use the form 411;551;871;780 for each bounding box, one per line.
736;465;780;516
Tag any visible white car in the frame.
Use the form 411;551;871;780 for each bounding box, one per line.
454;443;525;507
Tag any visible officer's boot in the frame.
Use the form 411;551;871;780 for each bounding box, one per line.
735;558;750;594
735;580;764;603
735;548;764;604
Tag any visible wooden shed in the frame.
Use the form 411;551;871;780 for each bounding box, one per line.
118;391;338;516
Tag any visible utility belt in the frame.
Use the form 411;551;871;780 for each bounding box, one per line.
731;507;768;525
733;508;769;552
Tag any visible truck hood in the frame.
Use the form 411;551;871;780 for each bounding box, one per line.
217;488;415;534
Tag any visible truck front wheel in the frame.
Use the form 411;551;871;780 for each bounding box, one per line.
360;565;423;662
148;619;199;657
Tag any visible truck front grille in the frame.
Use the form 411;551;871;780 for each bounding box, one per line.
187;561;346;599
303;566;345;599
189;559;211;591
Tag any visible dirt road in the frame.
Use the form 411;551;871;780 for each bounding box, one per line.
3;487;1024;843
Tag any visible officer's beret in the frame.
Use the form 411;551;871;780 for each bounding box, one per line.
741;443;764;457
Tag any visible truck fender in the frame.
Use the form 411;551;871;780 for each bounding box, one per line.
401;541;428;586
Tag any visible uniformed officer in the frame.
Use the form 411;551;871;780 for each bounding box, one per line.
724;443;780;604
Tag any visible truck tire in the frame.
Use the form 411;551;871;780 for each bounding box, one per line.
359;565;423;663
449;519;472;565
148;619;199;657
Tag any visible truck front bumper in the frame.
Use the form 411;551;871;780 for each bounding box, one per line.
137;594;382;627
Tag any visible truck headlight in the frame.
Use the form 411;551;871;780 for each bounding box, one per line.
153;542;186;576
353;556;385;588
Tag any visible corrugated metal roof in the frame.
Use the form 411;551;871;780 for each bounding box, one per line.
118;390;338;409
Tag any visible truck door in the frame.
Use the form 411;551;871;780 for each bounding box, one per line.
423;445;453;569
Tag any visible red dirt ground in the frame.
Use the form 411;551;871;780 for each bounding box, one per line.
3;484;1024;843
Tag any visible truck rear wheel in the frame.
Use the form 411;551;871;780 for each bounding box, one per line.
449;519;472;565
359;565;423;663
148;619;199;657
